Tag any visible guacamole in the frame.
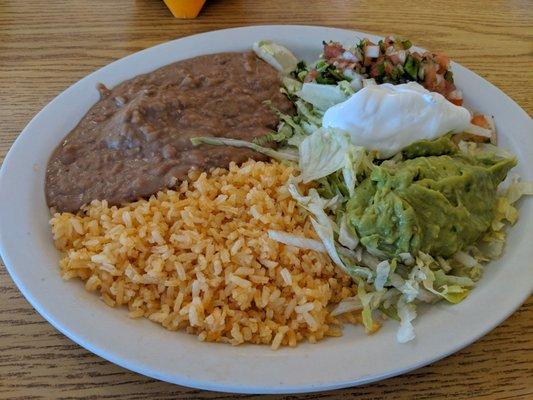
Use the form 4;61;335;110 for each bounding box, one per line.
346;150;516;258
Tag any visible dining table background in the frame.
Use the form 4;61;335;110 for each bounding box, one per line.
0;0;531;398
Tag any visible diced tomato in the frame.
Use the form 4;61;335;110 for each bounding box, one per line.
446;87;463;105
370;63;381;77
317;36;461;105
434;74;446;93
424;64;437;90
411;51;423;61
388;53;401;65
434;53;450;74
335;60;358;70
323;42;344;59
305;69;318;82
471;114;491;129
445;81;456;93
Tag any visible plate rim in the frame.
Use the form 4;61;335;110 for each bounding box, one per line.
1;24;532;394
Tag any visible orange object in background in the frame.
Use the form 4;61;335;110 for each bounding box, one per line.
163;0;206;19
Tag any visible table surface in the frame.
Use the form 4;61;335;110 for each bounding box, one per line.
1;0;532;398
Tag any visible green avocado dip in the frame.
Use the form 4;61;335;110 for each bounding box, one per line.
345;142;516;258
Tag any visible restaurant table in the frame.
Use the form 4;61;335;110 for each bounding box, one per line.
1;1;531;398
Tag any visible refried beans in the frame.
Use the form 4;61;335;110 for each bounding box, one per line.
45;51;293;212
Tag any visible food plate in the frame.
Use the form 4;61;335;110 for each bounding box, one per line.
0;25;531;394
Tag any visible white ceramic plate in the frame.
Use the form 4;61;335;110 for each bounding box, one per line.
0;25;532;394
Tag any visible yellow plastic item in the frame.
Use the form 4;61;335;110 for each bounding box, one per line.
163;0;206;19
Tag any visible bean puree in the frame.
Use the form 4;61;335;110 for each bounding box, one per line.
45;52;293;212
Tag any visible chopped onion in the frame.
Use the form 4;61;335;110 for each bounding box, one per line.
397;50;407;64
342;50;359;62
365;45;380;58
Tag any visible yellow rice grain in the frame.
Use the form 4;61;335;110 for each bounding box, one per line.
50;160;359;348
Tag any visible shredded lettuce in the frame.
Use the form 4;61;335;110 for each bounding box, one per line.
252;40;299;74
374;260;391;291
287;179;345;267
337;248;375;282
331;296;363;316
263;100;307;139
298;128;373;192
281;76;303;97
477;236;505;259
338;214;359;250
256;98;322;147
310;218;345;268
286;133;527;341
356;277;384;332
390;271;421;303
414;254;471;304
201;40;533;344
267;230;326;253
342;145;374;197
298;128;350;183
434;270;475;287
287;178;377;284
337;80;356;96
398;252;415;266
294;99;323;127
396;296;417;343
296;82;348;111
190;137;298;162
506;177;533;204
253;124;294;147
453;251;479;268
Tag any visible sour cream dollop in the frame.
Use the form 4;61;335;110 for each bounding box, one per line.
322;82;471;158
